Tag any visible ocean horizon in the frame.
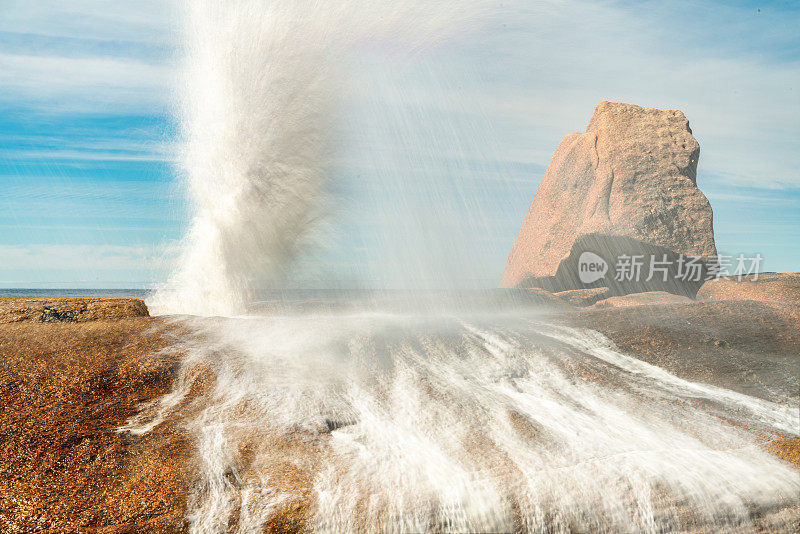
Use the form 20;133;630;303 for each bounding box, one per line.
0;288;150;299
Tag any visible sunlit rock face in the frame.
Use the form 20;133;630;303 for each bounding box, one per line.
698;272;800;304
501;101;717;293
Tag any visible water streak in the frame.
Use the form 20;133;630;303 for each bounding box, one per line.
131;310;800;532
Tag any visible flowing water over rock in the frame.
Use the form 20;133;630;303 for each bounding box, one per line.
132;301;799;532
142;3;799;531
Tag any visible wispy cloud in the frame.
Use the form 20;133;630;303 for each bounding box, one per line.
0;1;175;114
1;0;799;285
0;52;173;114
460;1;800;188
0;243;177;272
0;1;175;44
340;0;800;190
0;243;182;288
0;148;173;162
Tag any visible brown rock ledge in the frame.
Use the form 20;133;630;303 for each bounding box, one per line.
698;272;800;305
0;298;149;324
0;317;189;533
554;287;611;307
591;291;694;308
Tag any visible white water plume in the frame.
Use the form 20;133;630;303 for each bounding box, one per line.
132;310;800;533
138;3;800;531
151;0;494;315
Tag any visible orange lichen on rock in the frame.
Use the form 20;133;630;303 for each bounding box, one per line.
768;436;800;470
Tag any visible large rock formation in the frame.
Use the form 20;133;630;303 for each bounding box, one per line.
501;102;716;296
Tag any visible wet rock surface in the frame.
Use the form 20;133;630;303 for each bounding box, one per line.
563;300;800;403
1;297;797;532
591;291;695;308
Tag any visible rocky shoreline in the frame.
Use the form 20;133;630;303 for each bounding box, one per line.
0;298;149;324
0;286;797;532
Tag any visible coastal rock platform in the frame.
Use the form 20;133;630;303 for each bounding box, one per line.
1;297;797;532
0;298;149;324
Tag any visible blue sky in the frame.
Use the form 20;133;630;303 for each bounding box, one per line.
0;0;798;288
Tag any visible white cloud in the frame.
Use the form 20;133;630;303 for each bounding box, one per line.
0;243;177;288
0;243;178;272
0;1;176;44
0;52;174;113
0;1;177;114
338;0;799;190
0;148;173;162
471;1;800;189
